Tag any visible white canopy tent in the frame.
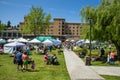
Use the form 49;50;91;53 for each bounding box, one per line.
29;38;41;43
0;39;6;44
4;42;26;54
17;37;28;43
84;39;90;44
42;39;53;46
7;39;17;42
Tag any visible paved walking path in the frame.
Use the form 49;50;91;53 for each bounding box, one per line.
90;66;120;76
64;49;105;80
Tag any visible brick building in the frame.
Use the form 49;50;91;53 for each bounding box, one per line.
20;18;82;41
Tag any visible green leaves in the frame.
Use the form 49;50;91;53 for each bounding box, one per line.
20;6;51;36
0;20;6;32
80;0;120;42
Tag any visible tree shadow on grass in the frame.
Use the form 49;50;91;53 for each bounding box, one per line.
25;69;40;72
0;65;3;67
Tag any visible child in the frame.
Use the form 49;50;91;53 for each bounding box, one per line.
31;60;35;71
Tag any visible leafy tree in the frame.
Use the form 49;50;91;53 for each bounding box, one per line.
0;20;6;32
17;24;19;28
80;23;89;39
80;0;120;60
20;6;51;37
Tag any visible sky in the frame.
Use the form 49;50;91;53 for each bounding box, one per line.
0;0;101;26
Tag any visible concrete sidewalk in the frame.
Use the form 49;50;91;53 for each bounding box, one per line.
64;49;105;80
90;66;120;76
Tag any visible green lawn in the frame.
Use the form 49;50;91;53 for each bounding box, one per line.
0;49;70;80
75;47;120;67
1;48;120;80
101;75;120;80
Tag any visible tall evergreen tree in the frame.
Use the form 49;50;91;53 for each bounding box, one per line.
80;0;120;60
7;21;11;28
0;20;6;32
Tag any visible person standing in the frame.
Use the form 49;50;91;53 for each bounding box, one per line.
31;60;35;71
110;51;115;64
106;52;111;63
100;48;105;58
22;51;29;70
15;49;23;70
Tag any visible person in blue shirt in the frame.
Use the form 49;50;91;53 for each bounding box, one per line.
16;48;23;70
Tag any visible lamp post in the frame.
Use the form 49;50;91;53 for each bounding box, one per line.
89;18;92;65
34;19;37;37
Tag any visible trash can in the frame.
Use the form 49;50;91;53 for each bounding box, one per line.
85;56;91;65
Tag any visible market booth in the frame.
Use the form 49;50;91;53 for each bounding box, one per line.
4;42;26;54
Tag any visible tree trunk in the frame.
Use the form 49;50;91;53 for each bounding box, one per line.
112;40;120;61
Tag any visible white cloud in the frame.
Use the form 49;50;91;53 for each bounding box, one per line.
0;1;13;6
0;1;31;8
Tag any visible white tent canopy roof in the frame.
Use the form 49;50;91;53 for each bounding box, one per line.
17;37;28;43
84;39;90;44
42;39;53;46
4;41;25;47
4;42;26;54
7;39;17;42
29;38;41;43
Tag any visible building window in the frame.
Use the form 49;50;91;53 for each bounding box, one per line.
0;33;1;37
13;33;16;37
8;33;11;37
58;32;60;34
3;32;6;37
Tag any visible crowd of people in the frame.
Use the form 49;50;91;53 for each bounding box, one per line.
13;44;60;72
63;40;119;65
44;53;59;65
13;47;35;72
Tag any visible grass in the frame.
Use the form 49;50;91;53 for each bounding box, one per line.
1;47;120;80
91;61;120;66
0;49;70;80
101;75;120;80
74;47;120;67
